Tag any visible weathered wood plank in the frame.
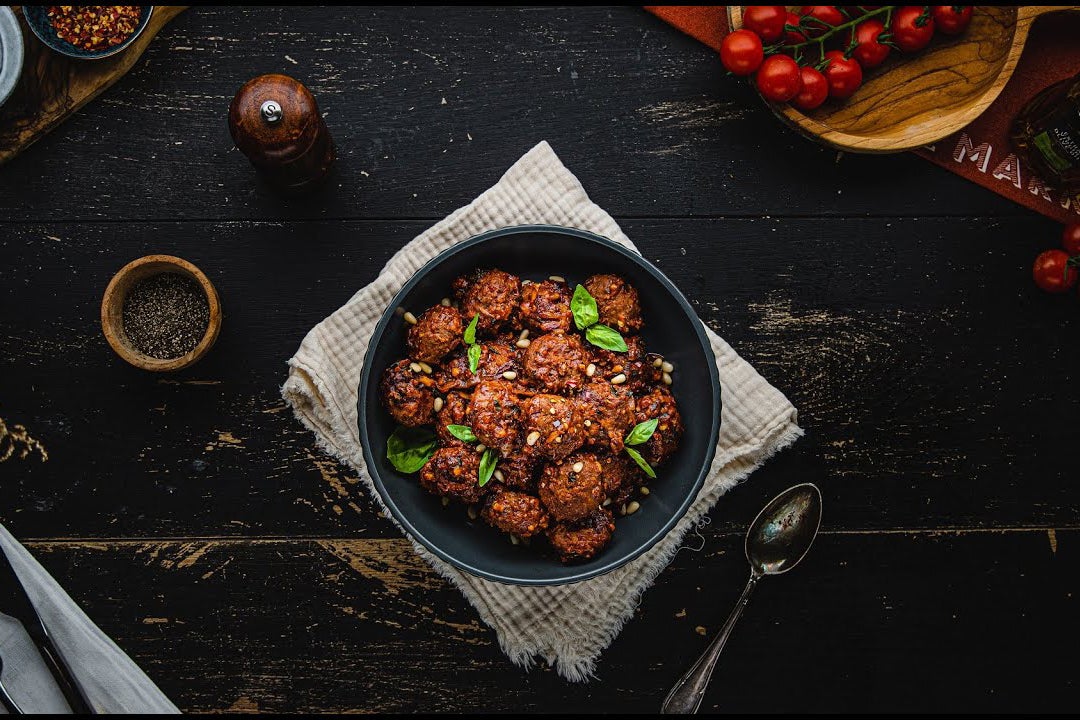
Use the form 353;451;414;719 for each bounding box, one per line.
19;529;1079;713
0;6;1027;221
1;214;1074;539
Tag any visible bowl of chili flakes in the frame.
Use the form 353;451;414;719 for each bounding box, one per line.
24;6;153;60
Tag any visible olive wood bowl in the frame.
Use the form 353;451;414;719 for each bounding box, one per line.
101;254;221;372
727;6;1079;153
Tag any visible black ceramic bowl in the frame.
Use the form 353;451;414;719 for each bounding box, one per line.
358;225;721;586
24;6;152;60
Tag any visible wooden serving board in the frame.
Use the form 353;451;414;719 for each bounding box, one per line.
0;5;187;165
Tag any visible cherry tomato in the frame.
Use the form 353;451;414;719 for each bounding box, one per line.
755;54;803;102
720;29;765;76
783;11;807;45
891;6;936;52
1033;250;1077;294
743;6;787;43
822;50;863;99
800;6;845;38
931;6;973;35
849;18;891;69
791;66;829;110
1063;223;1080;256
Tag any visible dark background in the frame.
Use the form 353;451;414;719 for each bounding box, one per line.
1;6;1076;713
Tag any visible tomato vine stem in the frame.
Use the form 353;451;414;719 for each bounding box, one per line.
784;5;896;54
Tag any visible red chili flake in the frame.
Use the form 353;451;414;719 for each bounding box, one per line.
47;6;142;52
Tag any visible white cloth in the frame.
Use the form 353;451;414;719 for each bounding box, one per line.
282;141;802;681
0;525;178;713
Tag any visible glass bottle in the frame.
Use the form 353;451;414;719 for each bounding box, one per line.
1010;72;1080;195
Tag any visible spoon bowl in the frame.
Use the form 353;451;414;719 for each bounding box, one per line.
746;483;822;577
661;483;823;714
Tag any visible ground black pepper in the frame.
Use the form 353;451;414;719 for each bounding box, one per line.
122;273;209;360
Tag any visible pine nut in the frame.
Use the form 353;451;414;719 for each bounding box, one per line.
618;503;627;516
404;311;418;325
583;419;592;427
572;461;584;473
418;361;433;374
476;443;486;453
467;505;478;520
516;338;531;349
586;363;596;377
409;362;423;373
639;486;650;496
441;496;450;507
510;534;520;545
602;498;612;507
526;431;540;446
440;297;451;307
652;357;663;368
502;371;518;380
548;275;565;283
611;373;627;385
626;500;641;515
661;361;674;373
494;469;504;482
663;372;673;386
433;397;444;412
519;329;530;340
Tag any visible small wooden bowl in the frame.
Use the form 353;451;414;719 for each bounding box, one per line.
727;6;1079;153
101;255;221;372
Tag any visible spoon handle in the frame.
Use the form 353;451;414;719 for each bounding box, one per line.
660;573;760;714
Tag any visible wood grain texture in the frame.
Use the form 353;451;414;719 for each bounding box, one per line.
727;6;1079;153
0;5;1035;221
0;6;187;165
1;215;1074;540
19;530;1080;713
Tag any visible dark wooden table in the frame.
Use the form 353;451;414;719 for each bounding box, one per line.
2;6;1077;714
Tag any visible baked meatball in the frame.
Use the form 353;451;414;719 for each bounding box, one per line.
419;446;484;504
459;269;521;335
584;274;643;334
406;304;463;363
523;331;588;393
467;380;522;458
598;452;642;506
578;381;635;454
436;338;520;393
635;387;684;466
379;359;436;427
518;279;573;333
434;391;471;447
546;509;616;563
481;489;550;538
590;336;662;393
523;394;586;462
495;453;540;493
538;452;604;523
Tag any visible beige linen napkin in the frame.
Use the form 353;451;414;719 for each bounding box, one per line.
282;141;802;681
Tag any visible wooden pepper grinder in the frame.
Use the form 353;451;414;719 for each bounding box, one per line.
228;73;335;194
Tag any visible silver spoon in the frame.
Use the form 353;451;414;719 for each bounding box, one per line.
661;483;823;714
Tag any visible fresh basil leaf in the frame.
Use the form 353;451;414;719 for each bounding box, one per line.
467;343;481;374
624;446;656;479
446;424;477;443
585;323;628;352
478;447;498;487
624;418;658;447
386;426;437;474
571;284;599;331
464;313;479;345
